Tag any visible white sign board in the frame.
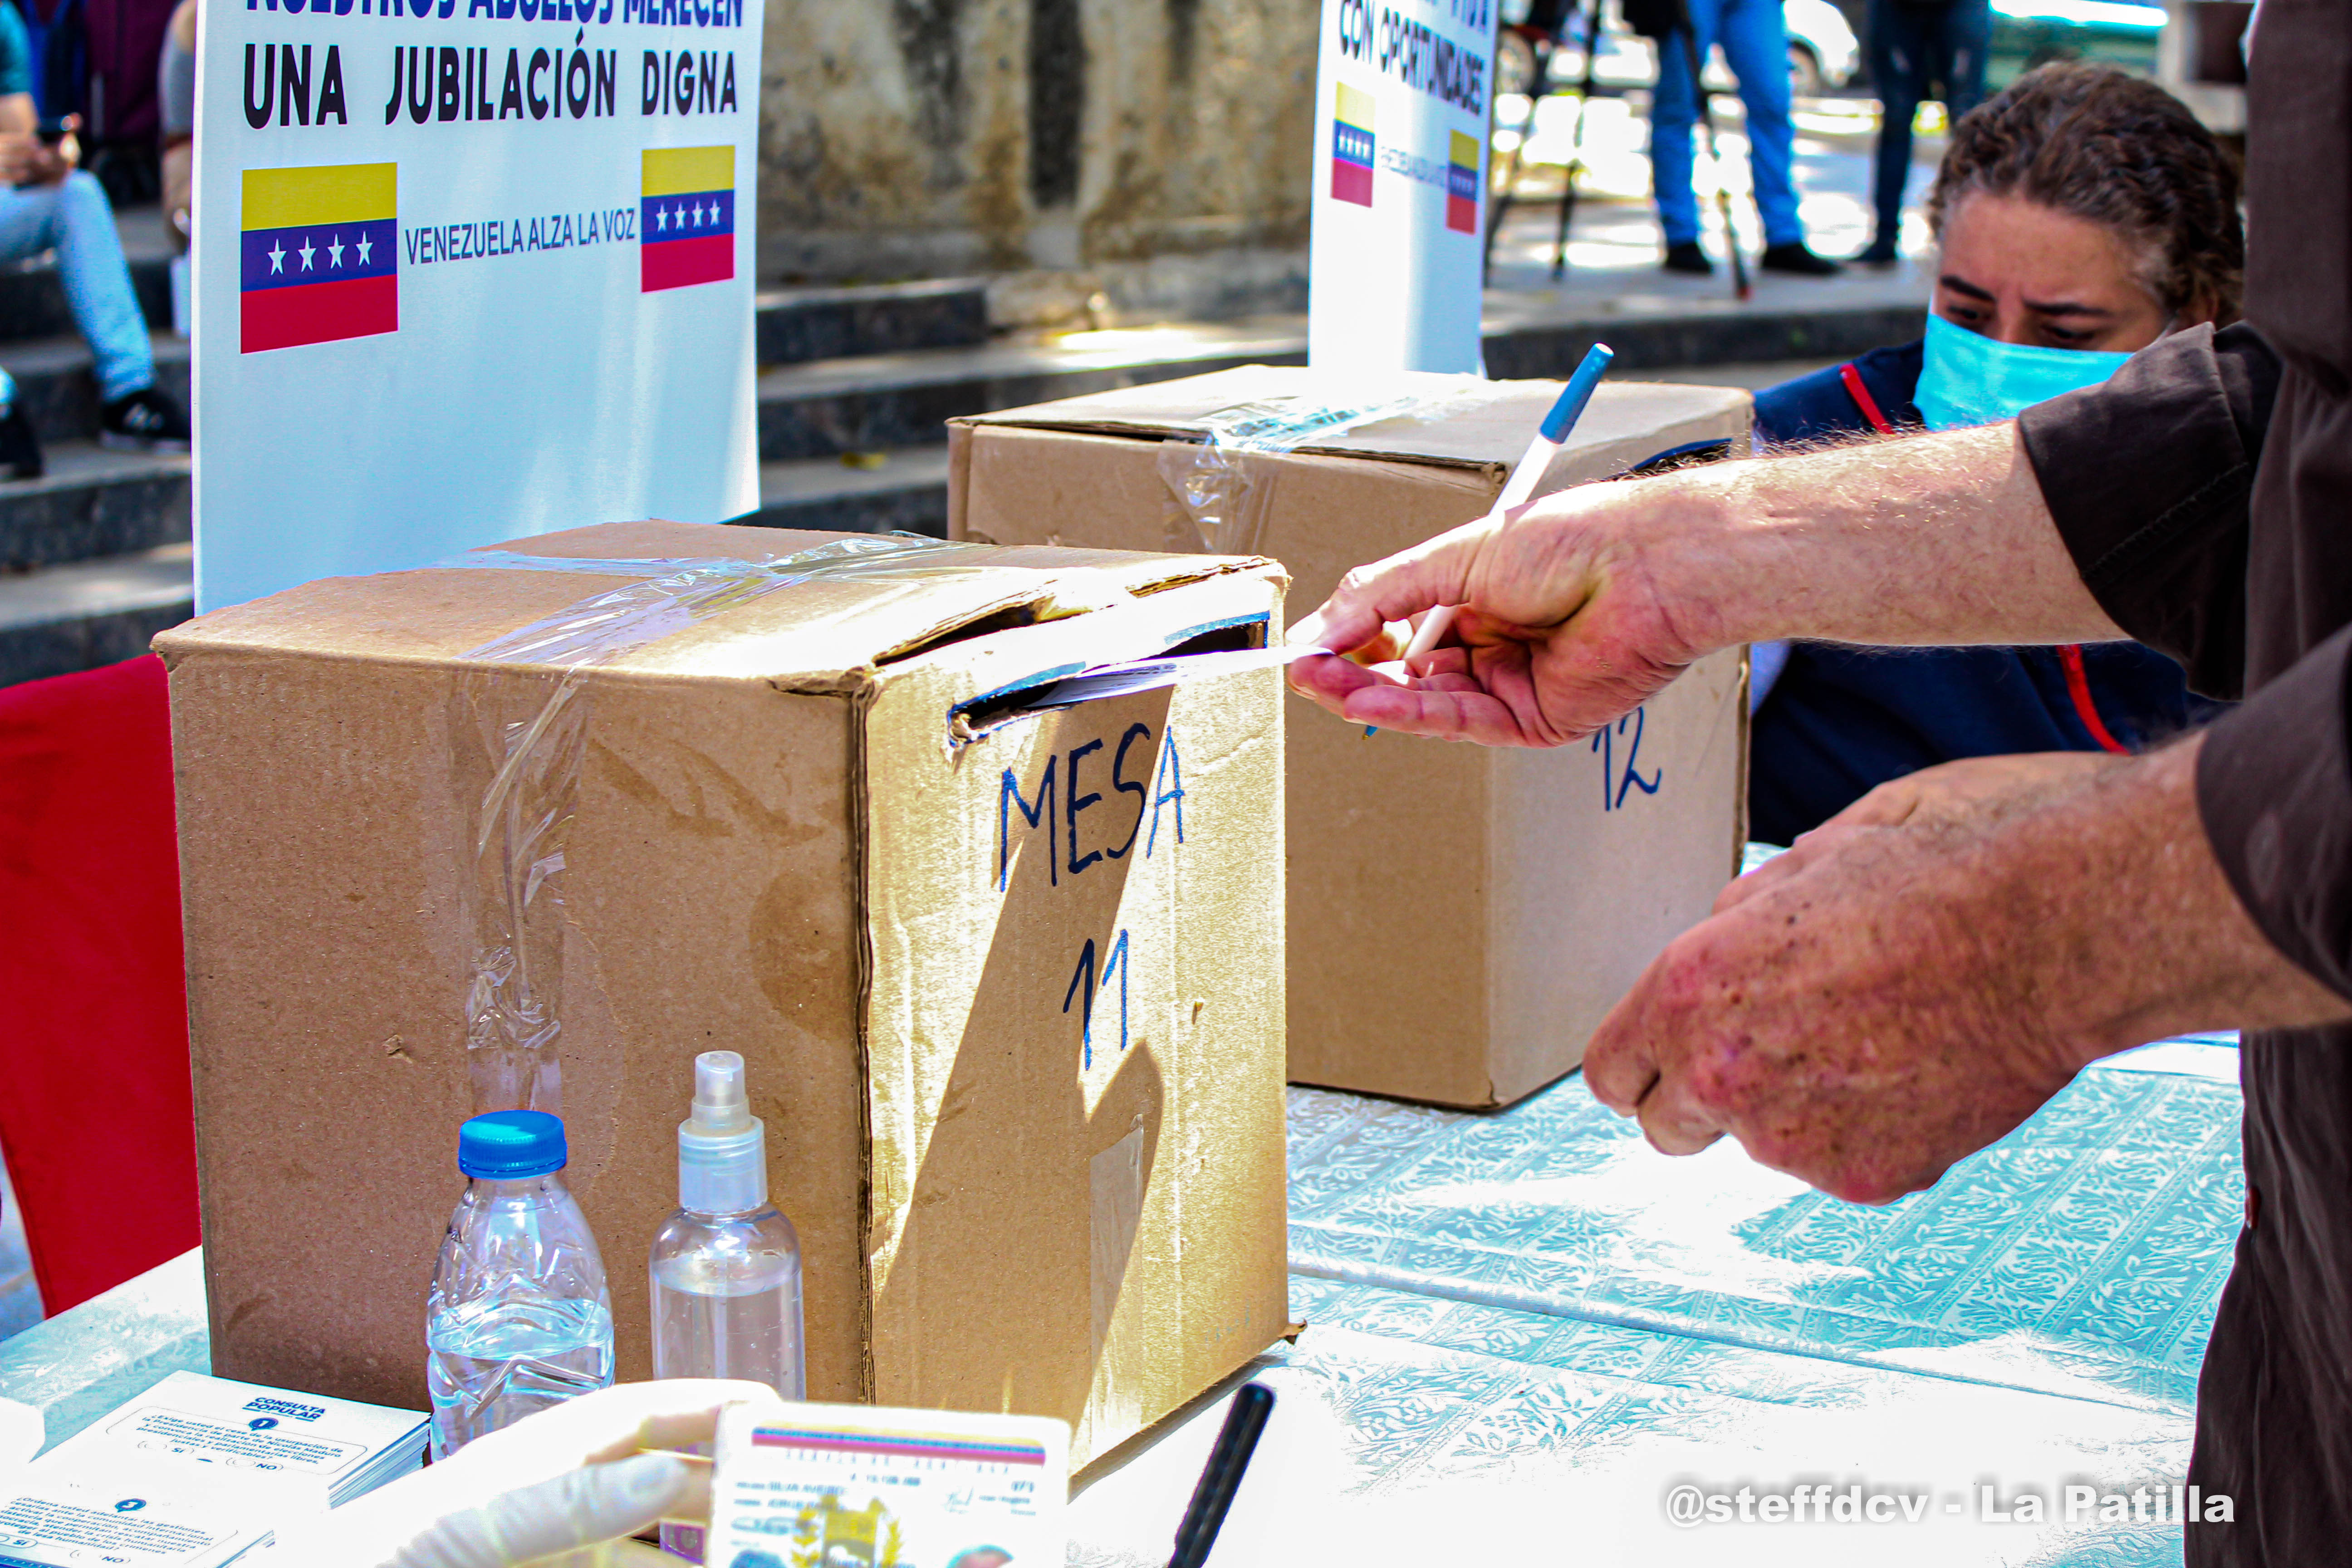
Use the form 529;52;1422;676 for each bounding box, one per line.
1307;0;1495;376
194;0;763;611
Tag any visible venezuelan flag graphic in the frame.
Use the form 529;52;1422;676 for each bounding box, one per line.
241;163;397;354
1446;131;1480;234
1331;83;1375;208
641;146;735;293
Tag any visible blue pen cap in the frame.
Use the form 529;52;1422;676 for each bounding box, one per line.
1539;343;1616;443
458;1110;568;1179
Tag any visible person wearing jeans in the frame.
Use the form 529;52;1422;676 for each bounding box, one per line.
0;0;187;479
1857;0;1990;264
1647;0;1841;276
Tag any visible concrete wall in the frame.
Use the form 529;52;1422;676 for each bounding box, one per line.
756;0;1317;310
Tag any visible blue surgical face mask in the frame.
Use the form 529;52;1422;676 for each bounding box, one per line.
1911;311;2137;432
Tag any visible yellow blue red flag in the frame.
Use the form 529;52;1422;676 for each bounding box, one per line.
641;146;734;292
241;163;397;353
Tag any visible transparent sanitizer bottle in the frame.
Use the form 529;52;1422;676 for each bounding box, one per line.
651;1051;805;1560
426;1109;615;1460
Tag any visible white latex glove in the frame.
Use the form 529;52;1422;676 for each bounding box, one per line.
262;1379;786;1568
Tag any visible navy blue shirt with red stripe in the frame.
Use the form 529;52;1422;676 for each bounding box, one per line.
1747;340;2230;845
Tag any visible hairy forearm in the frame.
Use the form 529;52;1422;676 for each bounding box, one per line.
1973;736;2349;1057
1620;421;2128;655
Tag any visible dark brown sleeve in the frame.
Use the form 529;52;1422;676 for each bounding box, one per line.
2016;323;2281;699
2196;623;2352;1000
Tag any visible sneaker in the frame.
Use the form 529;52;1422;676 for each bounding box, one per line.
1852;236;1900;266
99;387;190;453
1662;240;1715;276
0;402;41;480
1760;241;1843;277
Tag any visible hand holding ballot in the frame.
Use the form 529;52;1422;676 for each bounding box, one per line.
1288;423;2113;746
1285;472;1713;747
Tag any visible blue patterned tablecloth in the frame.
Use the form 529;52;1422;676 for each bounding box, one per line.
1073;1274;2199;1568
1073;1036;2244;1566
1287;1050;2243;1416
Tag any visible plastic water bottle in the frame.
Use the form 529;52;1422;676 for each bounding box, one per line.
650;1051;804;1560
427;1109;614;1460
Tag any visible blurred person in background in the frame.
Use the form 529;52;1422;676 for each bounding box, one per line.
1854;0;1990;264
0;0;186;479
1633;0;1845;276
1747;64;2237;843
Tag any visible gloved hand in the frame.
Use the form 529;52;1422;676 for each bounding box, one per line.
262;1379;787;1568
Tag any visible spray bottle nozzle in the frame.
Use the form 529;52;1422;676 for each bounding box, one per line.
689;1050;754;1136
678;1049;766;1215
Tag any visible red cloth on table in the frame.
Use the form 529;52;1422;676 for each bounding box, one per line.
0;654;198;1314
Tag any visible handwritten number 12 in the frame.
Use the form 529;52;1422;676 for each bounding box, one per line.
1592;708;1662;811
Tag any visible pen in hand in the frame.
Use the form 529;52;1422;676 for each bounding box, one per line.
1367;343;1615;736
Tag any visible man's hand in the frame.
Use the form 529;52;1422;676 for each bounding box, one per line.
1585;740;2352;1203
1285;476;1723;746
1287;421;2124;748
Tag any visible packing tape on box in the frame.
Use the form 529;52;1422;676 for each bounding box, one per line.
431;532;1012;1114
1158;380;1495;555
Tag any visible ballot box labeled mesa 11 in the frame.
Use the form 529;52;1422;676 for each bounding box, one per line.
156;521;1291;1467
951;368;1751;1108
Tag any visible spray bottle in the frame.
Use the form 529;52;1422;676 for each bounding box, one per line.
650;1050;806;1559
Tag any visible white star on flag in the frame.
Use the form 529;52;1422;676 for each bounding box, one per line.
268;241;285;274
356;235;372;264
657;206;669;231
691;201;704;226
298;238;316;271
327;234;345;267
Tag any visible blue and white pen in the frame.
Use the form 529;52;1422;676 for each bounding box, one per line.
1398;342;1615;668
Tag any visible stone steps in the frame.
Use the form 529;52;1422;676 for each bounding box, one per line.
746;300;1925;461
0;442;190;573
744;449;954;537
0;540;192;690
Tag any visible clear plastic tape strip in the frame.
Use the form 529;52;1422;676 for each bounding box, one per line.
1157;377;1499;556
434;532;987;1116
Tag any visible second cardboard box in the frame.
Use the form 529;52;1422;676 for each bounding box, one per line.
951;368;1751;1108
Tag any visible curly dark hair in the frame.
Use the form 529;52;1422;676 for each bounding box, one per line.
1926;63;2244;325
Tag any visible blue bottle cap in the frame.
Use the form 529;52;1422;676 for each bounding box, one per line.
458;1110;568;1178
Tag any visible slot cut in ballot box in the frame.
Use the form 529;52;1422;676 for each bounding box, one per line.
156;522;1291;1466
950;368;1753;1108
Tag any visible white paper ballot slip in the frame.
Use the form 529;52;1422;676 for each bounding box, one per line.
0;1372;429;1566
0;1477;262;1568
1038;643;1336;709
29;1372;428;1512
704;1401;1069;1568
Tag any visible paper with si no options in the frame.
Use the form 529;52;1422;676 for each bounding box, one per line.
1033;643;1337;710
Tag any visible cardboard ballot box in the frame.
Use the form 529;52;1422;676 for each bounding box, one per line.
155;521;1290;1466
950;368;1751;1108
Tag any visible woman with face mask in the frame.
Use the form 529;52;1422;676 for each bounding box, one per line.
1744;63;2240;846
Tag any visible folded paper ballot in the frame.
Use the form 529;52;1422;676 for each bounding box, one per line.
704;1401;1069;1568
1036;642;1333;709
0;1372;428;1566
